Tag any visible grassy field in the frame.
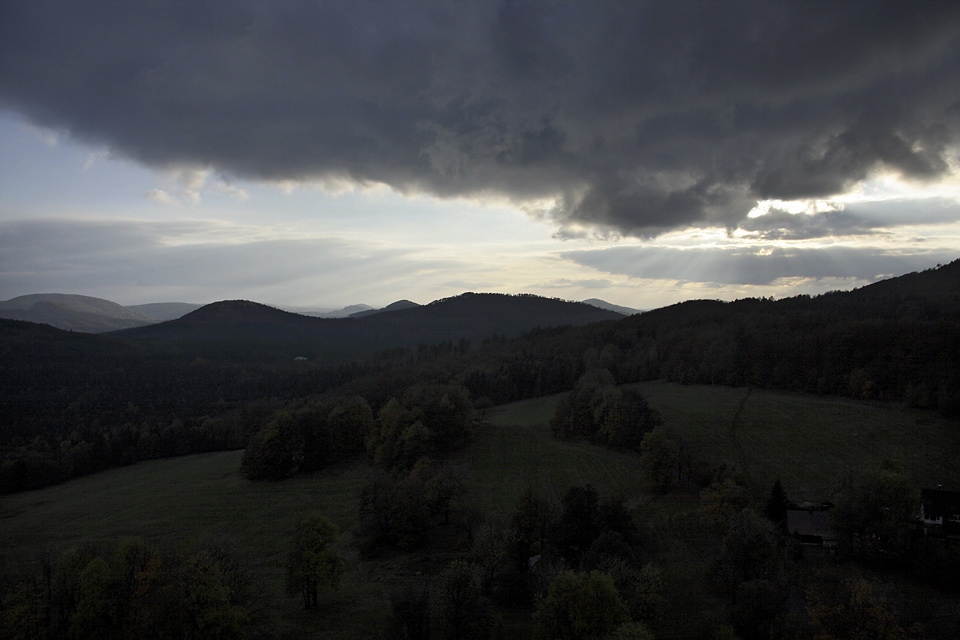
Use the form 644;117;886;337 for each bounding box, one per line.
2;382;959;638
636;381;960;500
0;451;382;638
466;392;647;511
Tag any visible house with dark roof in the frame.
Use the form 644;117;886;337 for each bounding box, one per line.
786;503;837;548
921;488;960;534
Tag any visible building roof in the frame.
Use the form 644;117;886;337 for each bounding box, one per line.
921;488;960;520
786;509;834;540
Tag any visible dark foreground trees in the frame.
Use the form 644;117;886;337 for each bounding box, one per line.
832;459;918;568
807;578;905;640
1;538;260;640
433;560;491;640
533;570;631;640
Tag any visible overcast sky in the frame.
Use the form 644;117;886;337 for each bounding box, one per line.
2;1;959;310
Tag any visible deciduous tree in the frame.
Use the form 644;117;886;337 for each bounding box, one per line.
285;514;345;610
807;578;904;640
552;485;601;565
533;571;629;640
832;460;917;567
639;427;680;493
433;560;490;640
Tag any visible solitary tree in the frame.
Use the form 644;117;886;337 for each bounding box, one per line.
713;509;785;603
387;584;431;640
511;487;556;569
639;427;680;493
285;514;345;610
552;485;601;565
763;479;789;529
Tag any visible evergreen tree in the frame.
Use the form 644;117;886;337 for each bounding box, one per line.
763;479;788;529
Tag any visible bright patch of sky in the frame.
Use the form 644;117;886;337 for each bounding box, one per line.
2;110;958;311
0;112;616;307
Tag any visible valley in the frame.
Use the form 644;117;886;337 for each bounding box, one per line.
3;261;960;639
3;383;959;638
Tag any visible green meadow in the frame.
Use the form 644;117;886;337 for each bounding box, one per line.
2;381;959;638
637;381;960;500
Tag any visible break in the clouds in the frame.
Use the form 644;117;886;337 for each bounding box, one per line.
2;1;959;237
561;245;958;288
0;217;448;305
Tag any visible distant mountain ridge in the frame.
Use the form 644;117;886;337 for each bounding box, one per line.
349;300;421;317
582;298;639;315
311;304;375;318
125;302;204;322
0;294;155;332
0;290;623;335
113;292;623;360
8;259;954;336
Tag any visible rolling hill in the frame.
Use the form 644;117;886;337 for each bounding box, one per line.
114;292;624;358
124;301;204;322
582;298;640;315
0;293;156;332
348;299;421;317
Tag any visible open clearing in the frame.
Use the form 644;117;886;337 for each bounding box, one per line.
636;381;960;499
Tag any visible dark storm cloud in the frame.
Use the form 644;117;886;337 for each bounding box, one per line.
737;208;879;241
560;245;956;287
2;1;959;235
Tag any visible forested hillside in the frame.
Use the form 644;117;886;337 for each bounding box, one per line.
0;293;618;492
2;262;959;494
458;260;960;416
116;292;622;356
0;294;156;332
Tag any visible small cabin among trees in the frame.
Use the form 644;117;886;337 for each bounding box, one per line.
786;503;837;547
920;488;960;534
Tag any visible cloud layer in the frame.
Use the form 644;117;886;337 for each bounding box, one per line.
561;245;958;287
3;1;959;237
0;217;437;304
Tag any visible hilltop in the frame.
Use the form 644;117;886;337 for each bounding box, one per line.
114;292;623;359
0;293;155;332
125;301;205;322
0;290;628;335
